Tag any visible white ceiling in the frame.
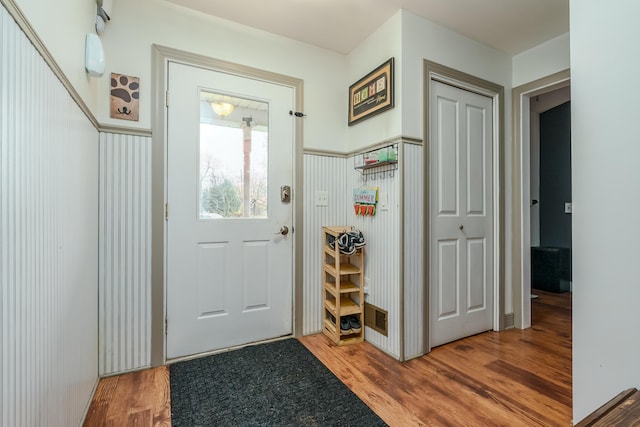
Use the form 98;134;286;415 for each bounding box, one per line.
163;0;569;55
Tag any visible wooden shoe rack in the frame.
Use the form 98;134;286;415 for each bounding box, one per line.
322;226;364;345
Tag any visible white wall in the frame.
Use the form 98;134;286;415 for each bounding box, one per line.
346;12;403;152
99;0;347;152
402;10;512;140
513;33;570;88
13;0;100;114
571;0;640;422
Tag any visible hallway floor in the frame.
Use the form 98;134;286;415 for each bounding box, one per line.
84;290;572;426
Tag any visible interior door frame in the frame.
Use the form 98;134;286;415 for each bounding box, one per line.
423;60;505;353
150;45;304;365
511;69;570;329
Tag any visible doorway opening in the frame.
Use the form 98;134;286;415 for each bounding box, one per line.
530;89;572;326
512;69;570;329
530;91;572;290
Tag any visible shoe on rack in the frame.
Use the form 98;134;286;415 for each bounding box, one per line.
340;317;352;335
347;230;366;248
327;234;336;250
337;233;356;255
348;315;362;334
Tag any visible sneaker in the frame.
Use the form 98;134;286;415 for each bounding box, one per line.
347;230;366;248
348;315;362;334
337;233;356;255
326;234;336;250
340;317;352;335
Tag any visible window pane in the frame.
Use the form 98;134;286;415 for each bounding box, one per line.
199;91;269;219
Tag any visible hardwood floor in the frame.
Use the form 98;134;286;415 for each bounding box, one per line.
302;290;572;426
83;290;571;427
83;366;171;426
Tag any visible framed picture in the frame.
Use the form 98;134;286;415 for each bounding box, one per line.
348;58;394;126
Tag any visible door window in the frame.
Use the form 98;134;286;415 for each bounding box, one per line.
199;91;269;219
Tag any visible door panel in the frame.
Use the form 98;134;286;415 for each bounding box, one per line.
437;97;459;216
196;242;227;317
430;81;494;347
466;237;486;311
466;105;486;215
242;240;270;310
437;239;459;319
167;62;294;359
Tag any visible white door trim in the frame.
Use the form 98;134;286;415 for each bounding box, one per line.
423;60;505;353
150;45;304;365
512;69;570;329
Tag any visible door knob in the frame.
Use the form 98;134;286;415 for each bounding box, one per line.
277;226;289;236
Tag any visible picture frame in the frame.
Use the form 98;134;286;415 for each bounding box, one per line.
348;58;394;126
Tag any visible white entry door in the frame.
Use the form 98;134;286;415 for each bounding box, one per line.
166;61;294;359
430;80;494;348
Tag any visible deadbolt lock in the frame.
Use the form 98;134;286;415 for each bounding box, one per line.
281;185;291;203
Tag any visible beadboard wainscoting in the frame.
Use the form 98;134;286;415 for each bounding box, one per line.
304;140;423;360
96;147;421;374
1;5;99;426
403;142;424;359
302;153;349;334
348;152;402;359
98;133;153;375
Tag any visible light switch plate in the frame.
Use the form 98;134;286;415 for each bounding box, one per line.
379;192;389;211
565;202;572;214
315;190;328;207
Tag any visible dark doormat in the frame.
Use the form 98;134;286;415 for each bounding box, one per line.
170;338;388;427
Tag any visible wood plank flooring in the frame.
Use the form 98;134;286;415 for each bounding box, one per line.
83;290;571;427
83;365;171;426
301;290;572;426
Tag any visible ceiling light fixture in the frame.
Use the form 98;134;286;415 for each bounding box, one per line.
211;101;234;118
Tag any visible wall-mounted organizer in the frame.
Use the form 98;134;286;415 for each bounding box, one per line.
322;226;365;346
354;143;398;180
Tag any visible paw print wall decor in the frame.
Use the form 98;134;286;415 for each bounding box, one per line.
110;73;139;121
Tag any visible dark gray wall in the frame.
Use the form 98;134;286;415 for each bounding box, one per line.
540;101;572;248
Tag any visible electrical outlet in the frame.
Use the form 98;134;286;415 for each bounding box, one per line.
315;190;328;207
